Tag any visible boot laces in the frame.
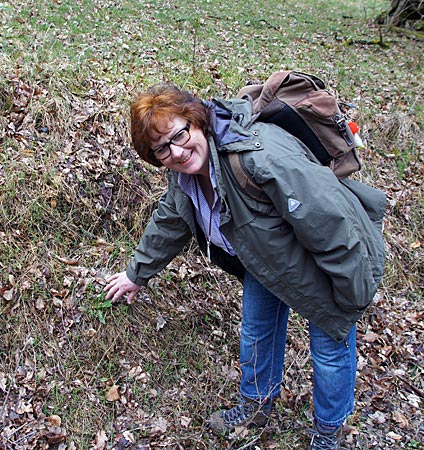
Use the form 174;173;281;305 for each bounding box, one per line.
307;427;341;450
223;399;256;426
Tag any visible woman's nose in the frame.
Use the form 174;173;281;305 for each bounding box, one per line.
169;143;185;158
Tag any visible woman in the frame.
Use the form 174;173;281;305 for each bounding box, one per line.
104;84;386;449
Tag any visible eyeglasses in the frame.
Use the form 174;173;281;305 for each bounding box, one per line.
151;122;191;161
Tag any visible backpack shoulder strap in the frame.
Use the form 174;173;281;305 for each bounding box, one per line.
227;153;271;204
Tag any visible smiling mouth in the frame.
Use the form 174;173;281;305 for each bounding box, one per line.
179;150;193;164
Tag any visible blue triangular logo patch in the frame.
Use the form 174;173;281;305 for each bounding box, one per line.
288;198;301;213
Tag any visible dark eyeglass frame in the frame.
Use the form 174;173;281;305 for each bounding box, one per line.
151;122;191;161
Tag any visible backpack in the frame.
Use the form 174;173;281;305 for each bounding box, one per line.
229;71;362;202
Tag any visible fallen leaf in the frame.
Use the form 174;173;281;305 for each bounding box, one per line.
8;274;15;286
231;426;249;439
3;289;13;301
36;297;45;309
156;313;166;331
47;415;62;427
15;399;33;414
180;416;192;427
92;429;108;450
123;431;135;442
344;425;360;444
407;393;421;408
106;384;120;402
386;431;403;440
369;410;387;424
357;354;367;370
362;332;379;343
392;410;409;428
147;417;168;436
0;372;7;391
55;255;79;265
52;297;63;307
45;426;66;444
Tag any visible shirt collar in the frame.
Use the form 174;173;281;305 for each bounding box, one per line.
178;159;217;193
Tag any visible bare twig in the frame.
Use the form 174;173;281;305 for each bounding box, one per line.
398;375;424;398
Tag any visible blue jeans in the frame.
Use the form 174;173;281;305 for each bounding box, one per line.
240;271;356;428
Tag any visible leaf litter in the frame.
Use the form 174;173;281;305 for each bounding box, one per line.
0;74;422;448
1;1;423;449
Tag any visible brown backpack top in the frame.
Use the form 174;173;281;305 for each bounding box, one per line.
229;71;362;202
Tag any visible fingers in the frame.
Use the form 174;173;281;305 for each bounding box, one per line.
104;283;121;302
103;277;119;300
106;272;120;283
103;271;141;303
104;276;119;300
127;290;140;304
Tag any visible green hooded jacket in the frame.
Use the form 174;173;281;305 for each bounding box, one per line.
126;98;386;342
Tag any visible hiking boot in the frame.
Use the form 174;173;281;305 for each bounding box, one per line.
307;422;342;450
208;395;272;434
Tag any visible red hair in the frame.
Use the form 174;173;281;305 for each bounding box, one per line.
130;84;211;166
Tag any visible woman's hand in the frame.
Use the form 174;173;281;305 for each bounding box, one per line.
104;271;141;304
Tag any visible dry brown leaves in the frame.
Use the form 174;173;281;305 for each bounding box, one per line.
0;58;423;449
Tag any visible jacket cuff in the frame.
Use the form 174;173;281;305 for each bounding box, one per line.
126;263;149;287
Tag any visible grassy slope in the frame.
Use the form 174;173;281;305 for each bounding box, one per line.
0;0;423;449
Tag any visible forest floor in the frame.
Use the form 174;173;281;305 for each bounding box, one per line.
0;0;423;449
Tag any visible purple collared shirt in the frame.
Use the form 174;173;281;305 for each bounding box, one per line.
178;163;235;256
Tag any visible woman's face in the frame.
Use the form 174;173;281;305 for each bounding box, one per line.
150;116;210;176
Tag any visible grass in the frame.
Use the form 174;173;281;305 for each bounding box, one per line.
1;0;423;449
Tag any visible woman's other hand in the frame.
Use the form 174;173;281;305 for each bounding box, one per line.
104;271;141;304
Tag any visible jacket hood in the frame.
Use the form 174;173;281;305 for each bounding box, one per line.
206;98;254;148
